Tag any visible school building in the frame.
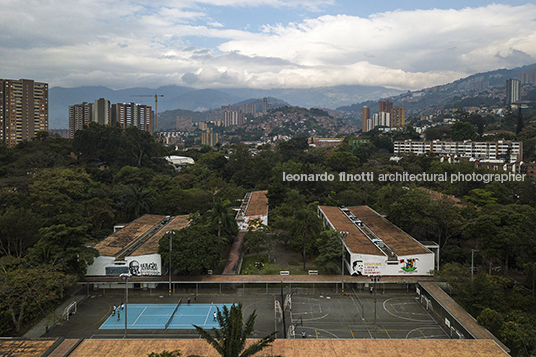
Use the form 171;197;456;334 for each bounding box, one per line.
86;214;190;288
235;190;268;231
317;206;437;277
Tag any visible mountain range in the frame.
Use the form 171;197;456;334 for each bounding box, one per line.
48;63;536;129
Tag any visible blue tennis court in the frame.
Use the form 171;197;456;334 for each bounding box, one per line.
99;303;228;330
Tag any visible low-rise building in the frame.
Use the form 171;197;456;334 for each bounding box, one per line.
235;190;268;231
86;214;189;288
394;139;523;163
318;206;436;276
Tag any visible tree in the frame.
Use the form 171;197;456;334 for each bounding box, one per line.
314;230;343;274
193;303;277;357
205;198;238;241
160;225;222;275
29;167;95;225
500;310;536;357
287;206;323;270
516;107;524;135
472;205;536;274
523;262;536;298
114;166;156;187
224;144;254;187
285;189;305;213
0;261;75;334
450;121;476;141
26;224;99;277
244;227;267;258
463;188;497;207
387;188;437;241
326;152;358;172
73;122;123;166
477;308;504;337
124;127;156;168
0;207;42;258
117;185;155;221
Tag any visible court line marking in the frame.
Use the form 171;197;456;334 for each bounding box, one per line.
204;306;212;325
132;306;148;327
382;298;435;322
405;327;446;339
301;326;339;339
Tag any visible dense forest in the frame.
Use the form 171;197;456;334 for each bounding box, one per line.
1;115;536;355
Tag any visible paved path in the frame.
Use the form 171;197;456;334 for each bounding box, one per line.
23;293;89;339
222;231;246;274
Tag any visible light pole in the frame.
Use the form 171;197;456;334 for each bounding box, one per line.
340;231;348;293
167;231;174;295
471;249;479;282
119;273;131;338
370;275;381;334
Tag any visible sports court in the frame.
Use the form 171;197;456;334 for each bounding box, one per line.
285;293;449;339
45;284;451;341
100;302;226;330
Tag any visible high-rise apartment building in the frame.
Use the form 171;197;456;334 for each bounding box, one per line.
520;69;536;85
378;100;393;114
372;112;390;128
0;78;48;147
201;128;219;146
506;79;520;105
112;102;153;133
223;110;245;127
362;106;370;132
392;107;405;128
93;98;111;125
69;102;93;138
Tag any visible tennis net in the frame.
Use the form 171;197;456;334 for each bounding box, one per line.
165;298;182;329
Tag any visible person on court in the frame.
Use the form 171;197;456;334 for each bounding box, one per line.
213;311;217;321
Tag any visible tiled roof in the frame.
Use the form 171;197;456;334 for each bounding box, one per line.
244;190;268;216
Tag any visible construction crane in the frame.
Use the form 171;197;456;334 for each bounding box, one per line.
130;94;163;133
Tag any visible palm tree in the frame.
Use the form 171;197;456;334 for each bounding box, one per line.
193;303;278;357
206;198;237;239
122;185;155;220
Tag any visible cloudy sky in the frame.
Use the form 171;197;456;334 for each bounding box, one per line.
1;0;535;91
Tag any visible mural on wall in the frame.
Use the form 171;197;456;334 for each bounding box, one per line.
247;217;263;230
400;258;418;272
103;258;160;276
238;215;267;230
351;260;364;276
363;262;381;275
129;260;141;275
351;259;381;276
129;260;160;276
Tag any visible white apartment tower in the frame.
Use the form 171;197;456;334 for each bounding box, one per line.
506;79;520;105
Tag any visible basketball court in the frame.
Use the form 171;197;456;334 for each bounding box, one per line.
286;293;449;339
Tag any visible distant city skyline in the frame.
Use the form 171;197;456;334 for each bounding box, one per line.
1;1;535;91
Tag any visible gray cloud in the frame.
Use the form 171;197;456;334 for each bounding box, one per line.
1;2;535;91
495;49;535;67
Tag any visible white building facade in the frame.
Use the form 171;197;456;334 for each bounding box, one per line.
318;206;435;277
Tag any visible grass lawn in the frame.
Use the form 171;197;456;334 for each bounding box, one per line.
240;255;320;275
